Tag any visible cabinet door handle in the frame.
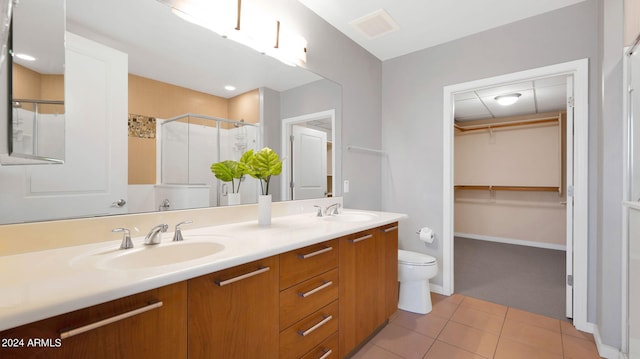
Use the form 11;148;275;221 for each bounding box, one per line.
298;246;333;259
319;348;333;359
297;314;333;337
214;266;270;286
59;301;163;339
298;280;333;298
349;234;373;243
381;226;398;233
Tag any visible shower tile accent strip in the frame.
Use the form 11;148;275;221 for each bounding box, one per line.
128;114;156;138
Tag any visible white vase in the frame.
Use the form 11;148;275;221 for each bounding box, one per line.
227;193;241;206
258;194;272;226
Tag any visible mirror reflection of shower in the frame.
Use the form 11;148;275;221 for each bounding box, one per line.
158;114;260;209
11;99;65;162
234;119;248;152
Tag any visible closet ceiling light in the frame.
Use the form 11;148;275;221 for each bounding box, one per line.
15;53;36;61
225;85;236;91
494;93;521;106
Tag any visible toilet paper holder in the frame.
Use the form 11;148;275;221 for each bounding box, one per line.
416;227;435;244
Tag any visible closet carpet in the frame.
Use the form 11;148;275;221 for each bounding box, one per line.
454;236;568;321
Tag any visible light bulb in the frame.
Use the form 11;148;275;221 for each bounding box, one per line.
494;93;521;106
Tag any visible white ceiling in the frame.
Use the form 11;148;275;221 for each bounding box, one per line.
454;75;567;121
298;0;587;61
15;0;579;114
296;0;577;119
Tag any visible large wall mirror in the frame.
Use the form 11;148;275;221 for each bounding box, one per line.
0;0;342;225
5;0;65;164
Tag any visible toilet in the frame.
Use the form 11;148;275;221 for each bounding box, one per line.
398;249;439;314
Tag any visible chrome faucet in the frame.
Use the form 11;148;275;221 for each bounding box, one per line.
313;205;325;217
158;199;171;211
325;203;342;216
145;224;168;245
173;220;193;242
113;228;133;249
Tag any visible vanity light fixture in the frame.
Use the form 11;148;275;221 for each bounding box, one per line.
494;93;521;106
265;20;307;67
158;0;307;66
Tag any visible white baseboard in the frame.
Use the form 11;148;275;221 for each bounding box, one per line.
430;284;446;296
592;323;623;359
454;232;567;251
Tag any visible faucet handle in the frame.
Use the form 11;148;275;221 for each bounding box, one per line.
173;220;193;242
113;228;133;249
313;205;324;217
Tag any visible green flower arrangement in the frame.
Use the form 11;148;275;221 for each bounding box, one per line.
210;151;253;193
244;147;283;196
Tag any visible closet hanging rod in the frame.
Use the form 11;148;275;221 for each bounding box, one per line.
454;185;560;192
346;145;387;155
454;116;559;133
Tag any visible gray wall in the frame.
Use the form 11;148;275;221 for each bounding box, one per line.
280;79;343;199
260;87;282;200
276;0;383;210
599;0;624;348
380;0;620;346
262;78;343;202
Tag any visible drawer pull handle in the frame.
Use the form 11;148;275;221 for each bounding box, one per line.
297;314;333;337
59;301;163;339
349;234;373;243
319;348;333;359
215;267;270;286
298;280;334;298
298;246;333;259
381;226;399;233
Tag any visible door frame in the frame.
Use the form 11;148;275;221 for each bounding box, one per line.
281;109;336;200
442;59;589;331
291;125;328;199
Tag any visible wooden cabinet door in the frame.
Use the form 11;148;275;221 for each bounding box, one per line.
339;229;385;357
0;282;187;359
380;223;399;318
188;256;279;359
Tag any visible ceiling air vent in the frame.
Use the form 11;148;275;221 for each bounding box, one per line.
349;9;399;39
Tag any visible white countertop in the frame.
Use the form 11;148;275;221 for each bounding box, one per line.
0;209;406;331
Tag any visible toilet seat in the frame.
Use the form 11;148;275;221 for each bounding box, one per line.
398;249;436;266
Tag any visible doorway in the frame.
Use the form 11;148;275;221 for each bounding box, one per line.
281;110;336;200
442;59;589;331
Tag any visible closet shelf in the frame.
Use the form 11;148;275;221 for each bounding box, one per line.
454;185;561;192
454;116;560;133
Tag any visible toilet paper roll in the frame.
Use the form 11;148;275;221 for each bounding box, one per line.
418;227;435;244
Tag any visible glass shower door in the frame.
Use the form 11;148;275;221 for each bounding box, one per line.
218;121;259;205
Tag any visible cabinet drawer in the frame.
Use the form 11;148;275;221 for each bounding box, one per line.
300;332;338;359
0;282;187;359
280;268;339;331
279;300;338;359
280;239;338;290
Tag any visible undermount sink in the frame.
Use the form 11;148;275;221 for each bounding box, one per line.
98;241;225;270
320;211;379;223
71;239;226;271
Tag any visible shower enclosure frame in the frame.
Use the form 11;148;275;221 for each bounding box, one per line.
159;113;260;207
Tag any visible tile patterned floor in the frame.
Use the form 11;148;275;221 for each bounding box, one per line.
352;293;603;359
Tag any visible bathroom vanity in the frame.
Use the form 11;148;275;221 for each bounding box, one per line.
0;210;403;358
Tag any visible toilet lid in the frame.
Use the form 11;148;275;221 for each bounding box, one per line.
398;249;437;265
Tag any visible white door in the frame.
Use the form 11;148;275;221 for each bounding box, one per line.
2;33;128;222
291;125;327;200
565;75;575;319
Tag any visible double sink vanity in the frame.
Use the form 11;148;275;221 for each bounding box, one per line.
0;205;405;358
